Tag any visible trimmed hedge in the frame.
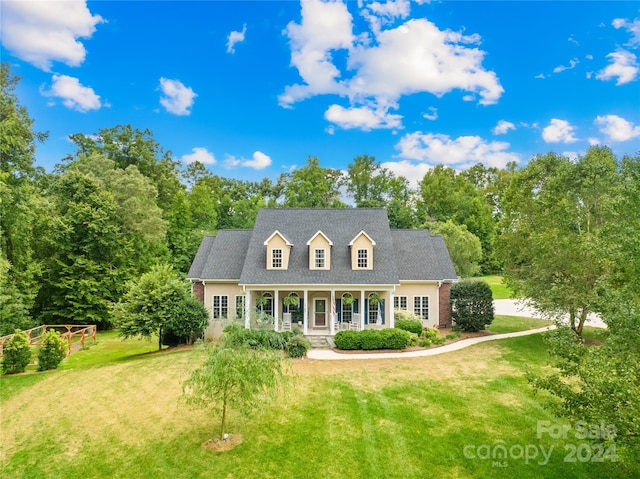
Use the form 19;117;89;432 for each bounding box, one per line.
38;330;67;371
2;332;31;374
395;319;423;335
451;280;494;332
334;328;411;350
334;330;361;350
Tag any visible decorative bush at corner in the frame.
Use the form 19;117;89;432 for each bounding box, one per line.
334;330;361;350
285;336;311;358
38;330;67;371
450;280;495;332
395;319;423;335
380;328;411;349
359;330;384;350
422;328;439;341
2;331;32;374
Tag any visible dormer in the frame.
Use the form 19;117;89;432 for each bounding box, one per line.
264;230;292;270
306;230;333;270
349;231;375;270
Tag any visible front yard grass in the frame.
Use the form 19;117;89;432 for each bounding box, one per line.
487;315;552;334
1;330;634;479
479;275;517;300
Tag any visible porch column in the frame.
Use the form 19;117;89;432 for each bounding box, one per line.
360;289;365;330
303;289;309;335
330;289;335;335
244;290;251;329
274;289;279;332
389;289;395;328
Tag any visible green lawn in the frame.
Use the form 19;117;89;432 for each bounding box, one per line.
1;331;635;479
488;315;552;334
478;275;517;300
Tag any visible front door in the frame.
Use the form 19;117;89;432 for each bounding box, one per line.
314;298;327;328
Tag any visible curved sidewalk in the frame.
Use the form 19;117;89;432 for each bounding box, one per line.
307;325;556;360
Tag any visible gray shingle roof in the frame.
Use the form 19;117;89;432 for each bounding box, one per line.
391;230;458;280
188;208;457;284
188;230;252;280
239;208;398;285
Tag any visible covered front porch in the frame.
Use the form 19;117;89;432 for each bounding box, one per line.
243;286;396;336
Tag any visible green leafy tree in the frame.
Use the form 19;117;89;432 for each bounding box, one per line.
346;154;390;207
114;264;204;350
419;165;496;273
37;330;67;371
182;345;285;441
0;64;50;333
427;220;482;277
163;295;209;346
282;156;346;208
450;280;494;332
497;147;619;336
36;172;130;328
1;331;31;374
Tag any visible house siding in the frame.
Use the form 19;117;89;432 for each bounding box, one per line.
394;282;440;328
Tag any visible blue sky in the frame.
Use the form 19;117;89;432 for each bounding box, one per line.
2;1;639;184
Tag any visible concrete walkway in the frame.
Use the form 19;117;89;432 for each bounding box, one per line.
307;325;556;361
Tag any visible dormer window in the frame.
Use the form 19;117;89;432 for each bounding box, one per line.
272;249;283;268
307;230;332;270
264;230;292;270
349;231;375;270
357;249;368;268
314;249;325;268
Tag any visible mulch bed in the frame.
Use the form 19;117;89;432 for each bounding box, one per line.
202;434;243;452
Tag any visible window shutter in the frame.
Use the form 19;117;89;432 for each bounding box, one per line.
336;299;342;322
354;299;359;314
364;299;369;325
380;299;385;325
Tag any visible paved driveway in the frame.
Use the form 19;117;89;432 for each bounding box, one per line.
494;299;607;328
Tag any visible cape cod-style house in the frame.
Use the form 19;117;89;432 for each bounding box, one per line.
188;208;458;337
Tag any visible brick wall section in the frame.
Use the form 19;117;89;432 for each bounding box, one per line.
438;282;452;328
192;282;204;303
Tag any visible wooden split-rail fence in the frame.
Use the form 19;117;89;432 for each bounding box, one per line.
0;325;97;357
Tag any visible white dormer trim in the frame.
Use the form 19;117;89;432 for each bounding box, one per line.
263;230;293;246
306;230;333;246
348;230;376;246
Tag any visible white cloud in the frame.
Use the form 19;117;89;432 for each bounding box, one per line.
0;1;104;71
324;103;402;130
225;151;272;170
423;107;438;121
534;73;546;79
227;24;247;53
179;147;216;164
542;119;578;143
568;35;579;46
587;137;600;146
595;50;639;85
41;75;101;112
242;151;272;170
395;132;519;169
595;114;640;142
492;120;515;135
612;17;640;47
159;78;197;116
279;1;503;128
381;160;431;188
553;58;579;73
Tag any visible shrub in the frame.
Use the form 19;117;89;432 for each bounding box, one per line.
163;296;209;346
2;331;32;374
432;336;446;345
334;331;361;350
418;339;432;347
285;335;311;358
445;331;461;340
380;328;411;349
422;328;439;341
451;279;494;332
394;309;423;322
408;332;419;346
360;330;384;350
38;330;67;371
394;319;423;335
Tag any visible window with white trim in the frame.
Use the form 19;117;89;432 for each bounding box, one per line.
213;295;229;319
394;296;408;310
271;249;282;268
357;249;368;268
314;248;325;268
413;296;429;320
235;295;245;320
258;292;273;317
368;294;379;324
341;293;353;322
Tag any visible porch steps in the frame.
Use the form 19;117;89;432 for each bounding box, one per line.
306;335;333;349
